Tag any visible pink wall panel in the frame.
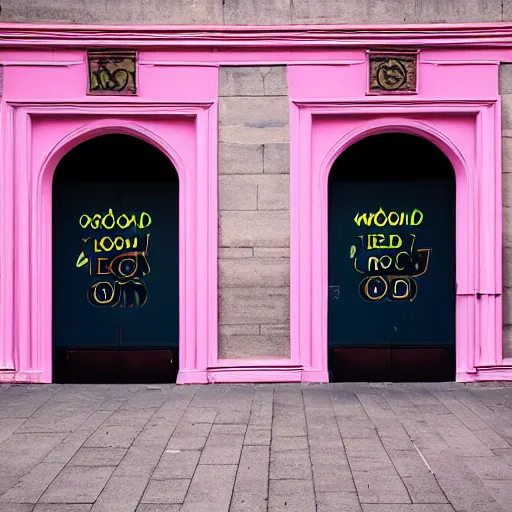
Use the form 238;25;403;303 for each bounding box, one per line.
0;23;511;383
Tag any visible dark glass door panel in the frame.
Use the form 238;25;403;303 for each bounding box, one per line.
52;135;179;383
328;134;456;381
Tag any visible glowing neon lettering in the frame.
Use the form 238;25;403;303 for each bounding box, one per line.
76;211;152;308
354;209;424;227
79;210;152;230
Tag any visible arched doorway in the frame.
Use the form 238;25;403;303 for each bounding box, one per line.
328;133;456;382
52;134;179;383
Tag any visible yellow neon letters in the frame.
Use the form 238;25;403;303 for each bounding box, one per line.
365;234;403;250
79;209;152;230
354;208;424;227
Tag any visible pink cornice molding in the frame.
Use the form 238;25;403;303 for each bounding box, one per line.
2;22;512;49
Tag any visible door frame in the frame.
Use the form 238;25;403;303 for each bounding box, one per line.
0;104;218;383
291;102;503;382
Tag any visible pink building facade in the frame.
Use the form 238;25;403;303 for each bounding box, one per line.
0;23;511;384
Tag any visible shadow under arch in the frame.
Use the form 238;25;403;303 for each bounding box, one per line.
327;131;456;382
320;118;469;190
51;132;180;383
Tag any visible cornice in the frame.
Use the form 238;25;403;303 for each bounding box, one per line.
1;22;512;49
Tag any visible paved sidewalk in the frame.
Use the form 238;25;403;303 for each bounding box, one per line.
2;383;512;511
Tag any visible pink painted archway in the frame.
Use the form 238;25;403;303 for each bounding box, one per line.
291;104;502;382
1;105;218;383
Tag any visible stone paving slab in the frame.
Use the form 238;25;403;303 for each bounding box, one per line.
3;383;512;510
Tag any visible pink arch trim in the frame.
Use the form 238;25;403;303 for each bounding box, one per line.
292;103;499;382
36;119;190;382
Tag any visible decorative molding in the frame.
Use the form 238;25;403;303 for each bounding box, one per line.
1;23;512;49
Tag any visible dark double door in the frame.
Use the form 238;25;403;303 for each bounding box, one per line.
52;135;179;383
328;134;456;382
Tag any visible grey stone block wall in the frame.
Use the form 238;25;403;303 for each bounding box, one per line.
0;0;507;24
501;64;512;357
218;66;290;359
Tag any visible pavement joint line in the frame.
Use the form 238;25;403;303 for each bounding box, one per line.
1;397;120;505
227;386;254;511
328;389;363;511
97;385;198;510
355;390;413;505
181;387;231;508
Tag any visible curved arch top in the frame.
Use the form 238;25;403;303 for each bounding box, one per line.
39;119;189;191
319;117;469;189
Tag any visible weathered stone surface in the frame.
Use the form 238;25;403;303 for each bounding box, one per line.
219;287;289;325
220;211;290;247
268;480;316;512
141;479;190;504
219;324;260;336
504;325;512;358
503;137;512;175
500;65;512;94
3;384;512;510
92;475;149;512
223;0;291;25
69;447;126;467
253;247;289;258
39;466;116;503
219;126;290;144
292;0;502;24
0;0;505;26
501;2;512;24
258;174;289;210
219;67;265;97
218;334;290;358
503;95;512;130
0;0;224;24
261;67;288;96
219;258;289;287
264;143;290;174
413;0;501;22
291;0;374;23
34;506;92;512
504;287;512;325
218;248;254;259
504;208;512;247
218;175;258;211
184;464;237;504
260;324;290;335
136;506;180;512
0;462;64;504
219;97;289;128
218;143;263;175
219;174;289;211
503;169;512;209
504;248;512;290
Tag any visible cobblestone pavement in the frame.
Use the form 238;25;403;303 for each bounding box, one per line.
2;383;512;511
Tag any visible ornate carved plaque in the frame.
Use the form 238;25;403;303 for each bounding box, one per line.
368;51;418;95
88;50;137;95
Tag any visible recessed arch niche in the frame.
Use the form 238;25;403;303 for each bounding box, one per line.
327;133;456;381
52;133;179;383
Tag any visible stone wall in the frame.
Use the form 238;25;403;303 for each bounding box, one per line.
0;0;507;24
218;67;290;359
501;65;512;357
